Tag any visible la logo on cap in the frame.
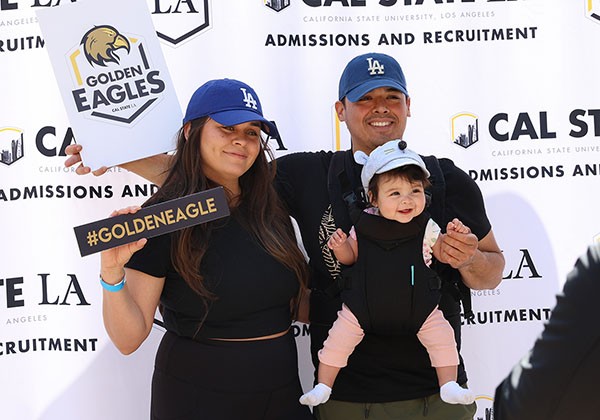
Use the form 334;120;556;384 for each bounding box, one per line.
241;87;258;110
367;57;385;75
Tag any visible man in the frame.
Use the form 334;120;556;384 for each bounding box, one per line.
274;53;503;420
66;52;504;420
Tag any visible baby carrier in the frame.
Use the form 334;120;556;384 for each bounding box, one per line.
325;150;473;327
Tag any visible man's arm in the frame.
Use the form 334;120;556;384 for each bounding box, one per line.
122;154;171;186
459;229;504;290
439;228;504;290
433;158;504;290
64;144;171;186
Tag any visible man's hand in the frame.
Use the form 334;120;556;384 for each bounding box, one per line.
438;218;478;269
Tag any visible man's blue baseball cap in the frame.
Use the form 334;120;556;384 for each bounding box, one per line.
183;78;279;138
338;53;409;102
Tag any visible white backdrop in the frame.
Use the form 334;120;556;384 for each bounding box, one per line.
2;1;600;419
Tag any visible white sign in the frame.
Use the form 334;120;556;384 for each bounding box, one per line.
37;0;181;170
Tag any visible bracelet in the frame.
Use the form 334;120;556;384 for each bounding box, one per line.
99;274;126;292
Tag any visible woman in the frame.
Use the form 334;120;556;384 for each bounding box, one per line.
98;78;313;419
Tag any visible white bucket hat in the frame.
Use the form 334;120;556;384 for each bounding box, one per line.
354;139;430;193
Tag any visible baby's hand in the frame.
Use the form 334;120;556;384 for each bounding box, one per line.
447;218;471;235
327;228;347;250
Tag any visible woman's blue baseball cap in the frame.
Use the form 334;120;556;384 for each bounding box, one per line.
183;78;279;138
338;53;409;102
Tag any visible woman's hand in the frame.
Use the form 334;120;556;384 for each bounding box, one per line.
100;206;147;283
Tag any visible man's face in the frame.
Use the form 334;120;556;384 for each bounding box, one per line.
335;87;411;155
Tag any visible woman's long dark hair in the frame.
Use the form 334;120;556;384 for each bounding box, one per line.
145;117;308;317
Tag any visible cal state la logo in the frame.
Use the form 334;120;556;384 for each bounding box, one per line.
451;112;479;149
148;0;211;45
586;0;600;23
69;25;167;125
0;127;24;166
265;0;291;12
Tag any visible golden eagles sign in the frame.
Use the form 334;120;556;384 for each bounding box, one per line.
36;0;181;170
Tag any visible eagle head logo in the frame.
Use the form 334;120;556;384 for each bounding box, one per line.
81;25;130;67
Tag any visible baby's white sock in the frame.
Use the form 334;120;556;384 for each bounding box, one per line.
299;383;332;406
440;381;475;405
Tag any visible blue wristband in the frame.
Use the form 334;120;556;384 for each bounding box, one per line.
100;274;126;292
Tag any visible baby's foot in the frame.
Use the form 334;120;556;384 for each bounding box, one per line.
440;381;475;405
299;383;332;406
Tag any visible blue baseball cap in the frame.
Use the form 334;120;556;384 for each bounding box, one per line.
338;53;409;102
183;78;279;138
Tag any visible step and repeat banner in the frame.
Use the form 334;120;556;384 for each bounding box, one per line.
2;1;600;419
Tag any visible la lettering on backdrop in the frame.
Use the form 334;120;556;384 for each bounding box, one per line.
2;1;600;419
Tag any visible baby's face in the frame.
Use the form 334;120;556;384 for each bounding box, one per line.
371;176;426;224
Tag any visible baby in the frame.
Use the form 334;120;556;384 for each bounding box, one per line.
300;140;475;407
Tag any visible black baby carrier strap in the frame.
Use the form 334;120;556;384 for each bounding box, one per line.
327;150;364;234
421;155;473;320
421;155;445;227
320;150;363;298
